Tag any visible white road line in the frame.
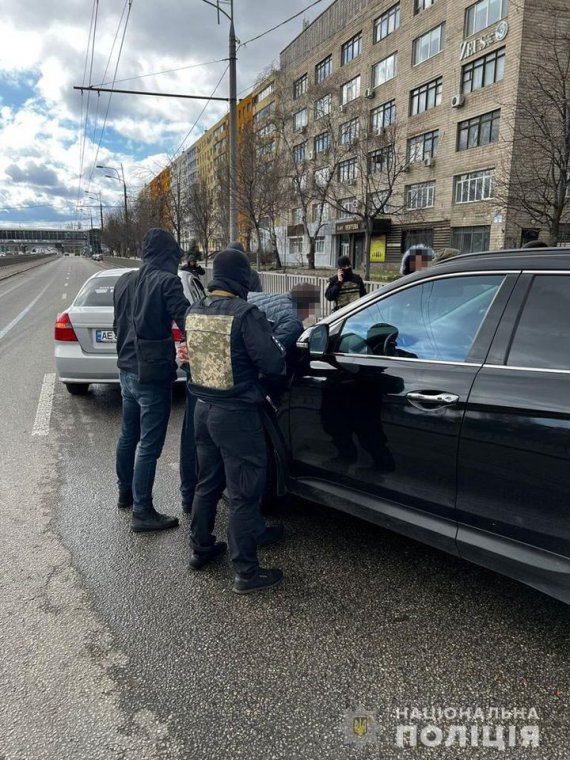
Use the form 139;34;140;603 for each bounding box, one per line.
62;293;67;300
0;281;52;341
32;373;56;437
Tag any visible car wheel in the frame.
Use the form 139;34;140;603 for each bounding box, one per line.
65;383;90;395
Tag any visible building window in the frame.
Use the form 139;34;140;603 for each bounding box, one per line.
415;0;437;12
340;117;360;145
341;32;362;65
368;146;394;173
338;197;358;217
413;24;445;65
454;169;495;203
408;130;439;162
370;99;396;133
315;55;332;83
407;181;436;209
465;0;509;38
289;237;303;255
410;77;443;115
338;158;358;182
312;203;331;222
374;4;400;42
256;140;275;158
254;82;274;103
457;109;500;150
314;93;332;119
254;102;274;123
462;48;505;93
341;75;361;104
293;108;308;131
373;53;397;88
315;236;326;254
314;132;331;154
293;74;308;99
291;208;303;225
257;122;275;138
293;142;306;163
315;167;331;187
451;225;490;252
403;228;434;250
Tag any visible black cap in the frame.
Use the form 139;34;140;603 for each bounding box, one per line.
337;255;351;268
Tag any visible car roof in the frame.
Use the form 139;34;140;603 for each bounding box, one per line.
321;247;570;324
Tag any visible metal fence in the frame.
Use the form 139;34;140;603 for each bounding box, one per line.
204;268;384;317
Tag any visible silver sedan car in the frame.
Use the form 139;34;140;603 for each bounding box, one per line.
54;267;205;394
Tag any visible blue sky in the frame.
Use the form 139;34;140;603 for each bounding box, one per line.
0;0;327;229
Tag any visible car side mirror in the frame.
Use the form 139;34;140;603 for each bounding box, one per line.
309;323;329;358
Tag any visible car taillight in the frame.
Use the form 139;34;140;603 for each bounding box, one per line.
55;312;78;342
171;322;183;342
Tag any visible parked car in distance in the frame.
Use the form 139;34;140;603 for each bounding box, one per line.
91;253;103;262
54;268;204;394
263;248;570;604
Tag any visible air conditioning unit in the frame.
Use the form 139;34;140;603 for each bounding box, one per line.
339;104;345;113
365;88;375;99
308;150;314;160
347;178;357;186
423;156;436;167
451;94;465;108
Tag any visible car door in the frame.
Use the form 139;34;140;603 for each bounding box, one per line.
456;272;570;602
288;271;517;552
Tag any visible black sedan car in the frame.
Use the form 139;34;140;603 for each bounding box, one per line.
264;249;570;604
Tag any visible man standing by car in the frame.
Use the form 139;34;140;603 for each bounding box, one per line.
113;228;189;532
185;246;286;594
325;255;366;311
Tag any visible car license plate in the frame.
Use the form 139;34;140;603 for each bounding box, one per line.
96;330;116;343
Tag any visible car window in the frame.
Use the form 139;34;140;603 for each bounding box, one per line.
507;275;570;370
74;277;119;307
178;271;205;304
337;274;504;362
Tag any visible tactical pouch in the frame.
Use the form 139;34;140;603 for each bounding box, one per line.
135;335;174;384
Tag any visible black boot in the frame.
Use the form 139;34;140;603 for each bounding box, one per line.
189;541;227;570
233;568;283;595
117;489;133;509
131;510;179;532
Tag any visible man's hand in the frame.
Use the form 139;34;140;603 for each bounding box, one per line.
177;341;189;363
337;268;344;282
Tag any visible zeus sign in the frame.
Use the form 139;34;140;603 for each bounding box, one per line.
460;20;509;61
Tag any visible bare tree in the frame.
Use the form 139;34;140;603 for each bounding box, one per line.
499;12;570;244
187;178;217;259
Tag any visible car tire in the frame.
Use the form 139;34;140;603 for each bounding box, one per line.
65;383;90;395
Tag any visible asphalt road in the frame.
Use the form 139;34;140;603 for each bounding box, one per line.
0;257;568;759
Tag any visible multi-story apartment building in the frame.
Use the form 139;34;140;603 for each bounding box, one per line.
276;0;568;269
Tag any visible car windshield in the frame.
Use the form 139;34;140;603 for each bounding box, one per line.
74;276;119;307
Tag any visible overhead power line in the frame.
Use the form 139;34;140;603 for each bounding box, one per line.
93;58;230;87
238;0;325;48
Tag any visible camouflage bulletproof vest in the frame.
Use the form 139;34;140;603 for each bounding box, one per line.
185;296;255;392
336;280;361;308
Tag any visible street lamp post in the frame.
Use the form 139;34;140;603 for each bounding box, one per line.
85;191;104;229
202;0;238;244
96;163;129;255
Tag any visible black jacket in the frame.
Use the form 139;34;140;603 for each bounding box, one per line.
325;271;366;310
113;228;189;378
185;293;285;407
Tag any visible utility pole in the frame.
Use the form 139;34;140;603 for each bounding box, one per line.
228;0;238;243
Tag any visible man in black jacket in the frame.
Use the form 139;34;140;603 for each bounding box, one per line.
325;255;366;311
113;228;189;532
185;247;286;594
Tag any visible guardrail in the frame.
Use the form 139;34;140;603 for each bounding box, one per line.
0;253;53;268
203;267;384;317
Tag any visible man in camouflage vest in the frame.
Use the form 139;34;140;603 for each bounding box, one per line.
325;255;366;311
185;246;286;594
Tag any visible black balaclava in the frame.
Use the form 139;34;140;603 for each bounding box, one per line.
337;255;353;280
208;247;251;300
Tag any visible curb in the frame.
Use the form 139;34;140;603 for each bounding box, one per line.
0;257;57;282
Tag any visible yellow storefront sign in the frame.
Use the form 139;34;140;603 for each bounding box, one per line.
369;235;386;263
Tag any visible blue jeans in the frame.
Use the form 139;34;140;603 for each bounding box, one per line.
116;370;172;515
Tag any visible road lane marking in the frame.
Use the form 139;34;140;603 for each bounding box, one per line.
0;281;52;341
32;373;56;436
62;293;67;300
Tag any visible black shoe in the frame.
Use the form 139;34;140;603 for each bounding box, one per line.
233;568;284;595
181;502;193;515
131;511;179;532
257;525;284;547
117;489;133;509
189;541;227;570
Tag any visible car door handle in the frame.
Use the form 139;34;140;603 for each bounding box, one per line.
406;391;459;407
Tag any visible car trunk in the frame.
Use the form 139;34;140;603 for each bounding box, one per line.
68;306;116;355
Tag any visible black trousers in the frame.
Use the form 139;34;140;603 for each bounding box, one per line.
190;401;266;578
179;383;198;506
